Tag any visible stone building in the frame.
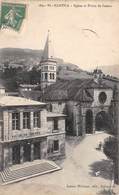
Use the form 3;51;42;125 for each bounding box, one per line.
0;95;65;171
42;78;113;136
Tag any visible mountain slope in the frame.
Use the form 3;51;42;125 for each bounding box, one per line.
99;64;119;78
0;48;91;79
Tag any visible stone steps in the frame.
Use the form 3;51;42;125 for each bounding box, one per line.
0;161;61;185
0;168;10;182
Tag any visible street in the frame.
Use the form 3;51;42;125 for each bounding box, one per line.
0;132;118;195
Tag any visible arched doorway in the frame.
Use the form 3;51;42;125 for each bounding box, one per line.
86;110;93;134
95;111;109;131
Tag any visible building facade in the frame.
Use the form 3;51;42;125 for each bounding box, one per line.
42;78;113;136
0;96;65;171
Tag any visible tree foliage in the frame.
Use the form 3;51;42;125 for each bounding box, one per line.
103;136;117;161
1;66;41;91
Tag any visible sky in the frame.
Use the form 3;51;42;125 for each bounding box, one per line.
0;0;119;70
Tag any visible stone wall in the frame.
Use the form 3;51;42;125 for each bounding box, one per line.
46;100;85;136
47;133;65;160
47;117;65;133
65;101;75;135
3;111;9;141
92;88;113;107
65;101;83;136
0;144;3;170
40;137;48;159
0;112;3;141
3;144;10;169
50;102;66;114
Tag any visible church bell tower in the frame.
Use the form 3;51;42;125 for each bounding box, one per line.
40;30;57;90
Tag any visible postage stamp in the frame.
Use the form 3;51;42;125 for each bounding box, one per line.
1;2;26;31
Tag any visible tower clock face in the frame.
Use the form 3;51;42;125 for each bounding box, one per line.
99;92;107;104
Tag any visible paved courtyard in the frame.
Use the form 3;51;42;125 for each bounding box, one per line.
0;132;119;195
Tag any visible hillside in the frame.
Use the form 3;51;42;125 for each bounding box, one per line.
0;48;91;80
0;48;42;67
57;66;91;79
0;48;118;80
99;64;119;78
0;48;119;93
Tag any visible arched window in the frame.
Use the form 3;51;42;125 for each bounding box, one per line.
98;92;107;104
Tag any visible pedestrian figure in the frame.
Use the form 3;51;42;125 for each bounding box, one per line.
98;141;102;150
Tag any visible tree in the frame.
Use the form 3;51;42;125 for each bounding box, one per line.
103;136;117;161
29;67;41;84
4;60;9;69
0;66;41;91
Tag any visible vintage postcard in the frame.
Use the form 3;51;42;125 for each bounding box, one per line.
0;0;119;195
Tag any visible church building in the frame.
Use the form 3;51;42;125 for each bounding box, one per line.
43;77;113;136
19;31;114;137
38;32;114;136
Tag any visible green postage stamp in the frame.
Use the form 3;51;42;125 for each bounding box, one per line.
0;2;26;31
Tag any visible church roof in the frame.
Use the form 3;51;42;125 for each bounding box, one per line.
43;79;111;102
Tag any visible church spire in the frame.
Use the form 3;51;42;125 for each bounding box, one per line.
41;30;54;61
40;30;57;90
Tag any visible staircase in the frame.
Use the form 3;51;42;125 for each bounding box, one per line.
0;160;61;185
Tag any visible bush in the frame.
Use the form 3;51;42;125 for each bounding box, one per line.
103;136;117;161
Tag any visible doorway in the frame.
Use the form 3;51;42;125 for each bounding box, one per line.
95;111;109;131
34;142;40;160
23;143;31;162
12;145;20;165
